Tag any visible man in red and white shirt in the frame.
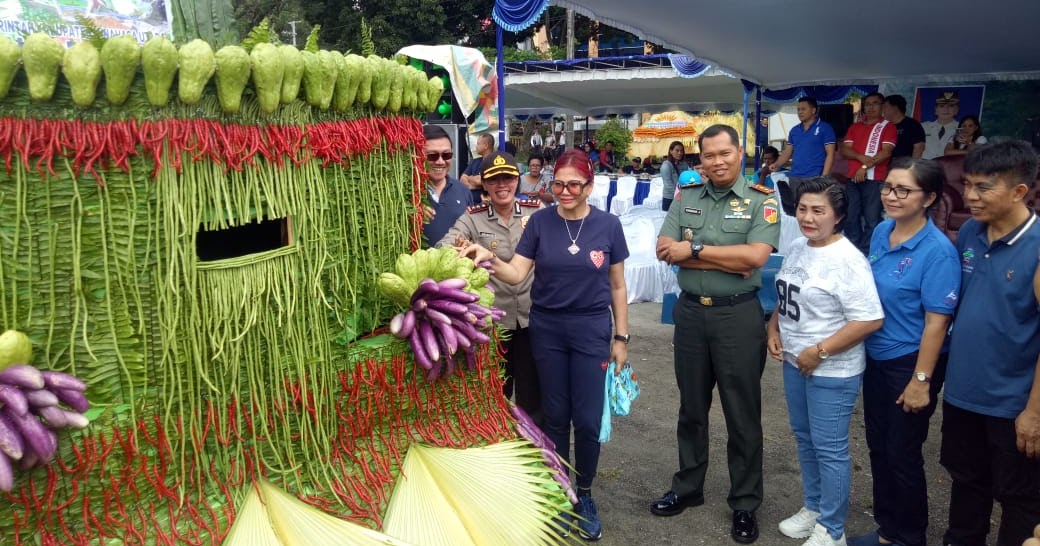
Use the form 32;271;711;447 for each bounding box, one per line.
840;92;896;254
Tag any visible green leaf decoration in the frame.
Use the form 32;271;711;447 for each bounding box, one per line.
304;24;321;54
75;15;107;50
360;18;375;57
241;17;272;53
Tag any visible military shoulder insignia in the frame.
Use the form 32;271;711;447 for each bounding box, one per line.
749;184;775;195
467;203;489;214
518;198;541;208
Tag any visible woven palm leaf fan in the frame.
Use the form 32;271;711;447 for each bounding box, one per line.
382;441;575;545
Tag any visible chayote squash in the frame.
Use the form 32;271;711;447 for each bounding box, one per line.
177;39;216;106
0;36;21;102
278;45;304;104
250;42;283;114
141;36;178;107
214;45;251;114
330;50;352;112
100;35;140;105
62;41;102;108
22;33;64;102
302;49;337;111
354;55;374;106
368;55;390;110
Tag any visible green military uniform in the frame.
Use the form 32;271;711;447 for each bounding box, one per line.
659;177;780;513
436;197;543;422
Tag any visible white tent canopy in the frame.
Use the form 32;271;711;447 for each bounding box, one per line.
550;0;1040;88
504;64;765;117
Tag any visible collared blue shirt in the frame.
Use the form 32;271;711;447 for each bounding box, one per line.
424;176;474;246
945;215;1040;419
787;118;836;177
866;218;960;360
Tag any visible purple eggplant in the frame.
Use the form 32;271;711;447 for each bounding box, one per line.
407;327;434;371
425;355;443;382
40;371;87;392
52;388;90;414
0;412;24;460
466;304;490;319
425;298;469;317
389;313;405;338
423;307;452;326
35;405;67;428
436;278;468;291
417;319;441;362
433;320;459;356
60;409;89;429
399;310;416;339
0;451;12;492
463;347;478;371
410;278;440;304
0;384;29;416
24;389;58;408
0;365;45;390
18;450;38;470
5;409;53;462
437;287;480;304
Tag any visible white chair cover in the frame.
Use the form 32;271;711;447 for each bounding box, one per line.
619;210;679;303
588;175;611;211
769;172;802;255
641;176;665;210
609;176;639;216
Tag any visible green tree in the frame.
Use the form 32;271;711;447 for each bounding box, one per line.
595;118;633;158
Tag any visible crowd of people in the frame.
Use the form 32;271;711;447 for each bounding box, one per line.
419;112;1040;546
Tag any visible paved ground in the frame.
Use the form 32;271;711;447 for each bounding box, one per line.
585;301;970;546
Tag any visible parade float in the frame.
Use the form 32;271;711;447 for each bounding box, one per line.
629;110;754;159
0;24;572;545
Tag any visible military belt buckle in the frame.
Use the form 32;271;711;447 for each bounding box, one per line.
699;296;713;306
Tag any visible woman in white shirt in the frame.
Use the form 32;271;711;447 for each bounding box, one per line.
767;177;884;546
943;115;987;156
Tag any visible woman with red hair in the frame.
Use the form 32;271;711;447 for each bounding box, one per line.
462;148;630;541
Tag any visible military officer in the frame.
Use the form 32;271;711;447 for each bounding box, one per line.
650;125;781;545
437;151;544;424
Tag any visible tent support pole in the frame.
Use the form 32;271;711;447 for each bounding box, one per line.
497;25;506;151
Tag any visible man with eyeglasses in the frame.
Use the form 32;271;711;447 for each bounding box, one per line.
840;92;897;254
437;151;543;424
422;124;474;246
939;141;1040;546
652;124;780;544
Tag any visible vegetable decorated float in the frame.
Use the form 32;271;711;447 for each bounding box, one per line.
0;23;572;545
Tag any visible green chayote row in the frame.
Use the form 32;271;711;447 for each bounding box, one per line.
0;33;446;115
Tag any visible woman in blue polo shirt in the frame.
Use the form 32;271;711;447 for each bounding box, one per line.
850;158;961;546
461;148;630;542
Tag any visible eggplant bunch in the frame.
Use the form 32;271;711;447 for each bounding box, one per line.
510;404;577;505
0;365;90;491
389;277;504;381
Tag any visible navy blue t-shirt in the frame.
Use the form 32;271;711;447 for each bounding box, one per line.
464;157;484;203
515;207;629;313
424;177;474;246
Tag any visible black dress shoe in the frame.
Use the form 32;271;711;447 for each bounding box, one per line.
732;510;759;544
649;490;704;517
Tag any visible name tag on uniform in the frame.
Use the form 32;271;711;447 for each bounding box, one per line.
684;207;702;215
724;214;752;220
478;231;493;238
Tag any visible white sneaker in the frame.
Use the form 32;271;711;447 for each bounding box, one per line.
778;507;820;538
801;524;847;546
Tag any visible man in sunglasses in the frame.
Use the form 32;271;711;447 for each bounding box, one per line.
437;151;543;424
423;124;475;246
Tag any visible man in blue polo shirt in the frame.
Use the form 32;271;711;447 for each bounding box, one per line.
769;96;836;215
422;124;474;245
940;140;1040;546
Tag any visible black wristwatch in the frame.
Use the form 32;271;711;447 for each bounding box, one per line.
690;241;704;260
614;334;631;344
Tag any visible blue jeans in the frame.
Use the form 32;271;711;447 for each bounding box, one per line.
844;179;882;253
783;364;862;539
529;307;612;489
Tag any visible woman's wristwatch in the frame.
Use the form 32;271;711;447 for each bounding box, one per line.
614;334;631;343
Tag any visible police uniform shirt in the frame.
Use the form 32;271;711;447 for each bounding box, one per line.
435;198;543;329
660;178;781;296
